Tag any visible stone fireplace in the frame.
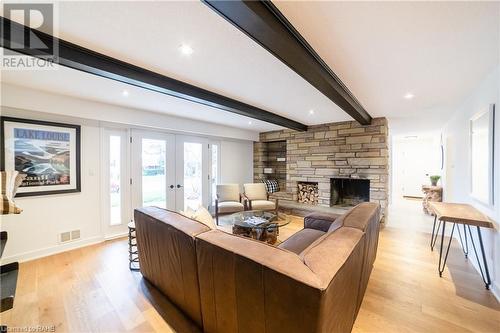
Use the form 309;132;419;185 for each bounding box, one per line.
254;117;389;215
330;178;370;207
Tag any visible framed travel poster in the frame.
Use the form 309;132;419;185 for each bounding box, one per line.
1;117;81;197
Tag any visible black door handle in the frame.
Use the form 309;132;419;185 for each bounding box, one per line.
169;185;174;189
177;184;183;188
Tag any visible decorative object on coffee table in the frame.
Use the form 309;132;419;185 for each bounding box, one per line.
127;222;139;271
422;185;442;215
230;210;289;244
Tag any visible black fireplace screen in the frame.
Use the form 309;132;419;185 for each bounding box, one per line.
330;178;370;207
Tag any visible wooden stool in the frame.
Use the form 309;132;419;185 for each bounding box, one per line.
128;222;139;271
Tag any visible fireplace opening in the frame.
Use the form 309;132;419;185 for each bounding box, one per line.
297;182;319;205
330;178;370;207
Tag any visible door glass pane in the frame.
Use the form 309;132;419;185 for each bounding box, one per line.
109;136;121;225
211;144;218;206
142;139;166;208
184;142;202;211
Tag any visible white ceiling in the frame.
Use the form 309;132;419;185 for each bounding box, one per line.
1;1;352;132
1;1;499;135
274;1;500;134
1;61;283;132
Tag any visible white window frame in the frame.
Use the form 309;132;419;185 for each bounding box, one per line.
208;141;221;210
470;104;495;206
101;127;130;238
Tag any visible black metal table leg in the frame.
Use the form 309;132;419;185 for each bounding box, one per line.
430;215;437;249
438;222;456;277
431;218;441;251
456;224;469;258
467;225;491;289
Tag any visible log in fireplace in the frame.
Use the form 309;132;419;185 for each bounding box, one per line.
330;178;370;207
297;181;319;205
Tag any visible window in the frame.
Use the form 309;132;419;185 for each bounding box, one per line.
141;139;167;208
183;142;203;211
109;135;121;225
470;104;495;205
211;144;218;206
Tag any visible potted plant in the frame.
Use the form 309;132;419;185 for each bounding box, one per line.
430;175;441;186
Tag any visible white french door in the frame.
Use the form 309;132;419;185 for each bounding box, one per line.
131;130;176;211
130;131;219;213
175;136;209;212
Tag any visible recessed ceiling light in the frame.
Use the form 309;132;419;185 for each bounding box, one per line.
122;90;129;97
248;121;253;125
404;93;414;99
309;109;315;115
179;44;194;55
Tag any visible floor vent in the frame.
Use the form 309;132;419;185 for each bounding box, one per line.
59;230;81;243
71;230;81;240
60;231;71;243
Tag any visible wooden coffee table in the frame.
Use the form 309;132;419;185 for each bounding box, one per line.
229;210;290;244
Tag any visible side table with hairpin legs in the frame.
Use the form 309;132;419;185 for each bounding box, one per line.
429;202;494;290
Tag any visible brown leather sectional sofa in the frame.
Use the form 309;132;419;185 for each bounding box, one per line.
134;202;381;333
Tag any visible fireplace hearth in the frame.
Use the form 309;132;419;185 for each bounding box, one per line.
330;178;370;207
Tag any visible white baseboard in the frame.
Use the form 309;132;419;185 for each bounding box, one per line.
1;235;104;264
104;232;128;240
491;281;500;302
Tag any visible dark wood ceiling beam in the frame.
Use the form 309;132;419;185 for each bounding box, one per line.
0;17;308;131
203;0;372;125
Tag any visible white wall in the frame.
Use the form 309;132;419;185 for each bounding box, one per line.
220;140;254;192
441;65;500;297
0;88;255;263
1;110;103;263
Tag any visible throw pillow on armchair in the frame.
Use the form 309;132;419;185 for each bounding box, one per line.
263;179;280;193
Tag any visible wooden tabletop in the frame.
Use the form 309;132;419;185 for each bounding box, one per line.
428;202;495;229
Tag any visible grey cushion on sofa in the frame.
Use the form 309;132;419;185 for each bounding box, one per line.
304;212;341;232
280;212;344;255
278;228;326;254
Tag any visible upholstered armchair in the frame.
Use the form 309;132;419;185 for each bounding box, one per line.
215;184;245;225
243;183;278;215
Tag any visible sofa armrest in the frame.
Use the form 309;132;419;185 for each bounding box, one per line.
304;212;341;232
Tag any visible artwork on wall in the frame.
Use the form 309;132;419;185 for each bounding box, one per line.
470;104;495;205
1;117;81;197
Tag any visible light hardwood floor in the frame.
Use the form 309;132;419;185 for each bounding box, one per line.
1;200;499;332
